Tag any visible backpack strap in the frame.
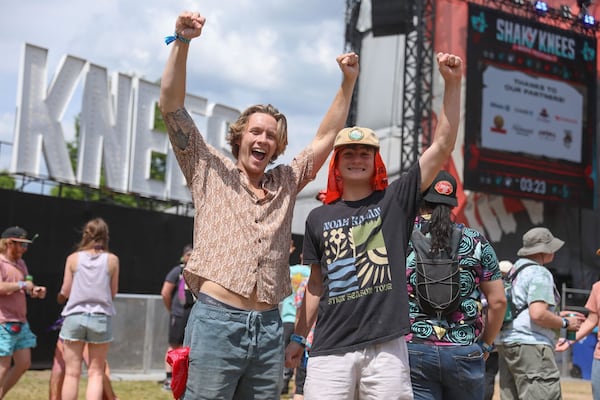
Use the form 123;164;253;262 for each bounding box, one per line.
411;224;463;257
507;262;537;318
449;225;463;258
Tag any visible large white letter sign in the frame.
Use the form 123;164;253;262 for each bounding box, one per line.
129;79;209;201
206;103;241;157
79;65;133;193
10;43;243;204
12;43;85;183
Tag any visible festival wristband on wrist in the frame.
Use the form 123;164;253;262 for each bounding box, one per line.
290;333;307;348
164;32;191;45
478;341;495;353
17;281;25;290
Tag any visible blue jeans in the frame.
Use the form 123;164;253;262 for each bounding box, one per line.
182;300;283;400
592;358;600;400
408;342;485;400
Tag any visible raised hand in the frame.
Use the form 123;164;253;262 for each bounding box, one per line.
436;52;463;83
337;52;359;81
175;11;207;41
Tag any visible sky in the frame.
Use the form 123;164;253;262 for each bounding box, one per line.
0;0;349;172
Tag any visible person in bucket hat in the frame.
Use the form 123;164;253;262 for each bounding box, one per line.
405;170;505;400
497;227;584;399
286;52;464;399
0;226;46;398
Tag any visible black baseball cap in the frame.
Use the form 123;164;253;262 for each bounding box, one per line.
423;171;458;207
1;226;33;243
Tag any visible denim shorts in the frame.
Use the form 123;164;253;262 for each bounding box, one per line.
0;322;37;356
181;297;283;400
59;313;113;344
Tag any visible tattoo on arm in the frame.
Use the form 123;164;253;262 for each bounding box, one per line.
164;108;194;150
171;127;189;150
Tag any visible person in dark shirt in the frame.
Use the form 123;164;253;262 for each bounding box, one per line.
285;51;463;399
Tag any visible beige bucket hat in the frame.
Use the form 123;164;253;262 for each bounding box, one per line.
517;227;564;256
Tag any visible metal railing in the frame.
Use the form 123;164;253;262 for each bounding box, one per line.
107;294;169;375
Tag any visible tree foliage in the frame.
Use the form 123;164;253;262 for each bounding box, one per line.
0;172;16;190
50;104;178;211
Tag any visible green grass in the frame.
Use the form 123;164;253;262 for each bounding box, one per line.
3;370;296;400
4;370;172;400
1;369;592;399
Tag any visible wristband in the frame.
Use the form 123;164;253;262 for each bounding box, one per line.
479;341;495;353
290;333;307;348
17;281;26;290
301;348;309;368
165;32;191;45
562;317;569;329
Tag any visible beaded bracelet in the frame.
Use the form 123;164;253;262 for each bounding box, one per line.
164;32;191;45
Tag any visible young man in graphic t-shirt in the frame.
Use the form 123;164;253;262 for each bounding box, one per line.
285;52;463;399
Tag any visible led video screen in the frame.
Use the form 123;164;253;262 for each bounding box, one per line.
464;3;597;208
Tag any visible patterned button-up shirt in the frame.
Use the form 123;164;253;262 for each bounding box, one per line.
167;109;316;305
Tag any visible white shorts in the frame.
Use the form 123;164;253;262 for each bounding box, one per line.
304;336;414;400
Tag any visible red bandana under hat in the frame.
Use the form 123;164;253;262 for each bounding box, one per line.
323;148;388;204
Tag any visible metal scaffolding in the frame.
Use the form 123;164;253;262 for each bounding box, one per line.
400;0;436;172
344;0;436;172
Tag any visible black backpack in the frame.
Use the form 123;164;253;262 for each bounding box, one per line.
411;225;463;320
502;262;535;328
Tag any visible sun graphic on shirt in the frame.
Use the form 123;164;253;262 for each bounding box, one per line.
356;247;390;287
351;217;390;287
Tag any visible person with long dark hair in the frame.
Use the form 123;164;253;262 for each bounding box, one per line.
405;171;506;400
57;218;119;400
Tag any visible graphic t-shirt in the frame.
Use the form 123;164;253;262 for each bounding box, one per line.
406;217;501;344
497;258;561;347
303;163;421;357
